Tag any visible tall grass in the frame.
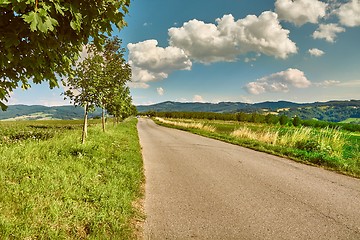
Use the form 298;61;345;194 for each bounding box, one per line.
155;117;216;132
278;127;346;158
231;126;279;145
230;126;347;158
154;117;359;177
0;118;144;239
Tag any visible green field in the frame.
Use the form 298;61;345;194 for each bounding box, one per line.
155;117;360;178
0;118;144;239
341;118;360;124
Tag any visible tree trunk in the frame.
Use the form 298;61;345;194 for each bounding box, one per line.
102;107;106;132
82;103;88;144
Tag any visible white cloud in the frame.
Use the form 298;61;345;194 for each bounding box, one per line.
312;23;345;42
337;79;360;87
275;0;327;26
314;80;340;87
168;12;297;63
245;68;311;95
157;87;164;96
127;40;192;88
244;57;257;63
308;48;325;57
336;0;360;27
127;81;150;89
193;95;204;102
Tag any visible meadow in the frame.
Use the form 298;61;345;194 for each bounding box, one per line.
0;118;144;239
155;117;360;178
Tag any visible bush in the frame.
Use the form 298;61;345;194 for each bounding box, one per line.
295;139;320;151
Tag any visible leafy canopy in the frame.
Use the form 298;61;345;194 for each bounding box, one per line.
0;0;130;110
64;36;133;118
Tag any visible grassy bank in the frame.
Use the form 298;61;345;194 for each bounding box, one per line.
0;118;144;239
154;117;360;178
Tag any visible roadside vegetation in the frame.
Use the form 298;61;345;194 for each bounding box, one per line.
154;116;360;178
0;118;144;239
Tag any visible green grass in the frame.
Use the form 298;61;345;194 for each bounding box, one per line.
341;118;360;124
0;118;144;239
155;117;360;178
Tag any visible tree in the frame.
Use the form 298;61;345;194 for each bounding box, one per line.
0;0;130;110
236;112;249;122
292;116;301;127
64;45;104;144
279;115;288;126
64;37;133;143
98;37;132;131
265;114;279;125
106;87;135;123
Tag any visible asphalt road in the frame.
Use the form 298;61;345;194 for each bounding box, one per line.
137;118;360;240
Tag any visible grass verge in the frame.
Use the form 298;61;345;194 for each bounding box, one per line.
0;118;144;239
154;117;360;178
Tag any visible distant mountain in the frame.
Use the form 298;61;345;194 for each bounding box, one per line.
137;100;360;122
137;101;251;113
0;105;102;120
1;100;359;122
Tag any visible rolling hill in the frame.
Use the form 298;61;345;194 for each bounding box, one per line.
0;105;102;120
137;100;360;122
1;100;359;122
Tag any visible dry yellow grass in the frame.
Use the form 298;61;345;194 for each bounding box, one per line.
231;126;278;145
155;117;216;132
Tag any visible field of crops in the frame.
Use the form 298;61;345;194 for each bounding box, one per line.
0;118;144;239
155;117;360;178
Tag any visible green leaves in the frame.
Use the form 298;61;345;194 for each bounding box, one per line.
1;0;130;110
64;37;134;120
70;12;82;32
22;9;58;33
22;11;39;32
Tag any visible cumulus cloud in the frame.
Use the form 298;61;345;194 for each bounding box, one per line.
245;68;311;95
168;12;297;63
312;23;345;42
193;95;204;102
275;0;327;26
336;0;360;27
127;40;192;88
308;48;325;57
157;87;164;96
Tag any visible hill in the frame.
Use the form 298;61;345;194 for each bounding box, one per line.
1;100;359;122
137;100;360;122
0;105;102;120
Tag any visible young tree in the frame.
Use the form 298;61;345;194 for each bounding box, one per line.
64;45;104;144
0;0;130;110
97;37;132;131
106;87;135;123
64;37;133;142
292;116;301;127
279;115;289;126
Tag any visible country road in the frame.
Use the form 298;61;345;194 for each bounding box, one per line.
137;118;360;240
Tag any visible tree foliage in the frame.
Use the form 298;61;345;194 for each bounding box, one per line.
64;37;134;143
0;0;130;110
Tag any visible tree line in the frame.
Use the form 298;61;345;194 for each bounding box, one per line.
142;111;360;132
64;37;136;143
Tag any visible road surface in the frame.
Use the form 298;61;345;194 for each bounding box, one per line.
137;118;360;239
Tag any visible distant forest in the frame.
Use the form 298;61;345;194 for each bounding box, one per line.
137;100;360;123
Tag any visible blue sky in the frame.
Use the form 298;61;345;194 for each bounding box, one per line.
8;0;360;106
